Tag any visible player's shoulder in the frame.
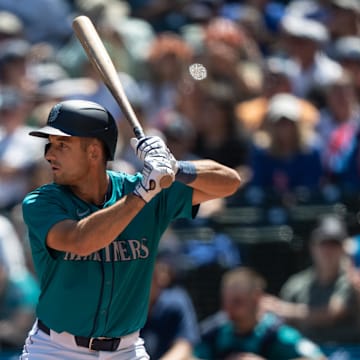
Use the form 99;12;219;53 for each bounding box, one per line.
22;183;68;208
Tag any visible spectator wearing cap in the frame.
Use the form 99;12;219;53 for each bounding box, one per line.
331;36;360;102
279;14;343;100
261;214;360;345
235;56;320;135
0;38;35;96
0;11;24;41
247;93;323;194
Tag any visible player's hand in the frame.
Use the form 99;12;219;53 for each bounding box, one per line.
130;136;170;162
133;157;175;203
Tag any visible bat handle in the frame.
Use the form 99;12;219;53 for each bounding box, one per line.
134;126;173;189
134;126;145;140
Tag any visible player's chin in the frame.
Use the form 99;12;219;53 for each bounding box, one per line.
52;173;66;185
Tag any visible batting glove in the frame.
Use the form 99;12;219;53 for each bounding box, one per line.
131;136;170;162
133;157;175;203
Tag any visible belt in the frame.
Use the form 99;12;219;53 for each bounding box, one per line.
37;319;121;352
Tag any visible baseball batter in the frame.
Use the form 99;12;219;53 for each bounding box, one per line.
20;100;241;359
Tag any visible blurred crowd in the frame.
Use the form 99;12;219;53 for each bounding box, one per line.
2;0;360;358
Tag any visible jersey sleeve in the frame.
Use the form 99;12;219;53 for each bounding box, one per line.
22;185;72;251
162;181;196;221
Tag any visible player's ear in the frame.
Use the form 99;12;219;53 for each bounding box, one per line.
89;145;99;160
88;139;105;161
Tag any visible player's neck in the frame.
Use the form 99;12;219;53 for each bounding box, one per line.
70;170;110;206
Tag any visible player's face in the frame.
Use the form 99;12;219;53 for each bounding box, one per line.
45;135;91;185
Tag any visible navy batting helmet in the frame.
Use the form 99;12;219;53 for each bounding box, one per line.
29;100;118;160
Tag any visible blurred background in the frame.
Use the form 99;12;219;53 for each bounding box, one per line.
2;0;360;358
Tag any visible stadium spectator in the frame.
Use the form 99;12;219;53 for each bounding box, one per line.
317;71;359;146
344;234;360;332
0;11;24;41
316;71;360;189
248;93;323;194
330;35;360;105
141;250;199;360
157;108;197;161
139;32;194;124
326;0;360;40
0;0;73;47
0;86;44;211
235;56;320;135
193;82;251;171
194;267;326;360
0;214;31;279
261;214;360;345
279;14;343;102
0;261;39;354
0;38;35;97
0;214;39;355
198;17;263;103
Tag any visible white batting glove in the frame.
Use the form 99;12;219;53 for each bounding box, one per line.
133;157;175;203
130;136;170;162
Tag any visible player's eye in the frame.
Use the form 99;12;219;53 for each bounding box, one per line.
59;142;68;149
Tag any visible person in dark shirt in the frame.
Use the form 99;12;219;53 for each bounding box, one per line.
141;251;199;360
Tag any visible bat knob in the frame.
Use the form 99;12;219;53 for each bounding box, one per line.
160;175;173;189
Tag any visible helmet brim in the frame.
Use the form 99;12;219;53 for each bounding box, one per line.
29;125;72;138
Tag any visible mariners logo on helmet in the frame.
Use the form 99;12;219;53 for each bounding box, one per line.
48;103;62;123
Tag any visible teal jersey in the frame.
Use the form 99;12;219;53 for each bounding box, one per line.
194;312;325;360
22;170;194;338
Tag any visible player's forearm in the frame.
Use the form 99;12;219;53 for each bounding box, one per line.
176;160;241;201
47;194;145;256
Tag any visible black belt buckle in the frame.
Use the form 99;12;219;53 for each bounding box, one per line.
75;336;121;351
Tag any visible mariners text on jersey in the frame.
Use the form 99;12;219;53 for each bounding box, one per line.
63;238;150;262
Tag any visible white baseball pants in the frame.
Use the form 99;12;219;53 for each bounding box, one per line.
20;321;150;360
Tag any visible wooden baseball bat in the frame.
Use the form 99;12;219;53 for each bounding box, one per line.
72;15;173;188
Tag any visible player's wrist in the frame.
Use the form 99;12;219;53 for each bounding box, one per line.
175;161;197;184
133;185;154;203
134;159;174;202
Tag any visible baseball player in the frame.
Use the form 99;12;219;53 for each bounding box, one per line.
20;99;241;359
